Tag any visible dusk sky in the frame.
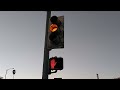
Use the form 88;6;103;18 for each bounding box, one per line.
0;11;120;79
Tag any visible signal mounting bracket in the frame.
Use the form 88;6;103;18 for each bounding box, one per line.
48;70;57;75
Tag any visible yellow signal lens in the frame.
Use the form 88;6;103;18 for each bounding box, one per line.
50;24;58;32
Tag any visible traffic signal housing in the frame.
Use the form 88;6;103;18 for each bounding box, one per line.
49;57;63;70
13;70;16;75
47;16;64;50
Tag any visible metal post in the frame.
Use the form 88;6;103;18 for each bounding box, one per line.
42;11;51;79
13;74;14;79
5;70;7;79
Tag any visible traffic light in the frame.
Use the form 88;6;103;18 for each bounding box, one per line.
47;16;64;49
13;70;16;75
49;57;63;70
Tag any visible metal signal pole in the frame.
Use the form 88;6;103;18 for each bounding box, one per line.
42;11;51;79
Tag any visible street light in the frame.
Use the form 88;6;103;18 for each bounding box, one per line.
5;68;14;79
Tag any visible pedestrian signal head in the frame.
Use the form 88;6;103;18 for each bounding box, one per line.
49;57;63;70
